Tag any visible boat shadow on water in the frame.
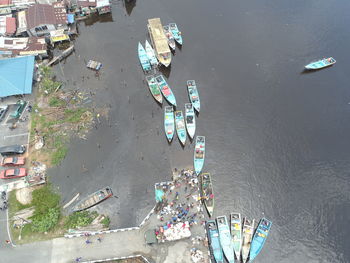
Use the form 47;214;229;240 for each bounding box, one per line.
159;64;172;79
300;66;335;75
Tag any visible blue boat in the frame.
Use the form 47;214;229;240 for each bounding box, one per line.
175;110;186;145
145;40;158;67
155;75;177;106
249;218;272;262
138;42;151;72
217;216;236;263
187;80;200;113
164;106;175;142
194;136;205;175
169;23;183;45
206;220;224;263
305;57;336;70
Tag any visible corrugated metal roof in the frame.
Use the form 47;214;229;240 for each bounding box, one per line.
0;56;35;98
26;3;67;29
6;17;16;34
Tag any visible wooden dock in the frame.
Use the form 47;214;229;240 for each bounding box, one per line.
46;45;75;66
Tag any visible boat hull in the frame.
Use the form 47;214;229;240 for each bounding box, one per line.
305;57;336;70
206;220;224;263
169;23;183;45
230;213;242;261
155;75;177;106
145;40;158;67
185;103;196;139
217;216;236;263
249;218;272;262
164;106;175;142
187;80;200;113
242;218;255;263
194;136;205;175
201;173;214;217
146;75;162;104
175;111;186;145
73;187;113;212
138;42;151;72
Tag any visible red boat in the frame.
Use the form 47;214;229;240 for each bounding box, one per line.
0;168;27;179
1;157;26;166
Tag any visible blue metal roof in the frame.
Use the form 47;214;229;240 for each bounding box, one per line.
0;56;35;98
67;14;75;24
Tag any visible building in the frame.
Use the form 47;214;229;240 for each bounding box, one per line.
0;16;16;36
0;36;47;57
25;2;67;37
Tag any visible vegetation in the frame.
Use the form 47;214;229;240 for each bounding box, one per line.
65;211;98;229
101;216;110;228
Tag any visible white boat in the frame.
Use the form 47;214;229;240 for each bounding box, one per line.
185;103;196;139
145;40;158;67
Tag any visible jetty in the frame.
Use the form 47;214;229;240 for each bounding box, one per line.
45;45;75;66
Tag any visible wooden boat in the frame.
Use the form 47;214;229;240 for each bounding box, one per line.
175;111;186;145
201;173;214;217
146;75;162;104
249;218;272;262
155;75;177;106
216;216;236;263
230;213;242;261
138;42;151;72
73;187;113;212
242;218;255;263
145;40;158;67
163;25;176;51
86;60;102;71
194;136;205;175
187;80;200;113
148;18;172;67
206;220;224;263
185;103;196;139
164;106;175;142
169;23;183;45
305;57;336;70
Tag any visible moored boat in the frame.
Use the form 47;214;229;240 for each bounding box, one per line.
305;57;336;70
206;220;224;263
185;103;196;139
216;216;236;263
164;106;175;142
242;218;255;263
187;80;200;113
201;173;214;217
249;218;272;262
138;42;151;72
194;136;205;175
163;25;176;51
146;75;162;104
169;23;183;45
145;40;158;67
175;111;186;145
155;75;177;106
73;187;113;212
230;213;242;261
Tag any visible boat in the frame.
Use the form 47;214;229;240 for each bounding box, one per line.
206;220;224;263
155;75;177;106
145;40;158;67
305;57;336;70
175;111;186;145
241;218;255;263
73;187;113;212
194;136;205;175
86;60;102;71
201;173;214;217
164;106;175;142
249;218;272;262
169;23;183;45
146;75;162;104
216;216;236;263
230;213;242;261
147;18;172;67
185;103;196;139
187;80;200;112
163;25;176;51
138;42;151;72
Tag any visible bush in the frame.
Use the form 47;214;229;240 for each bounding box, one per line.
65;211;98;229
101;216;110;228
31;207;60;232
31;185;60;215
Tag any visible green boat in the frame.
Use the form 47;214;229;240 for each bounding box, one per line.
146;75;162;104
230;213;242;261
201;173;214;217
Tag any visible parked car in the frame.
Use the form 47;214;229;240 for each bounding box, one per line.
0;168;27;179
0;145;26;156
0;157;26;166
0;106;9;122
10;100;27;119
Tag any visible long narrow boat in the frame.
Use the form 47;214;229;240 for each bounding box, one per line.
201;173;214;217
138;42;151;72
242;218;255;263
73;187;113;212
187;80;200;113
206;220;224;263
217;216;236;263
145;40;158;67
169;23;183;45
185;103;196;139
155;75;177;106
163;25;176;51
249;218;272;262
164;106;175;142
175;111;186;145
146;75;162;104
230;213;242;261
305;57;336;70
194;136;205;175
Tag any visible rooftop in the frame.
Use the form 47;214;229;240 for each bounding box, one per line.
25;3;67;29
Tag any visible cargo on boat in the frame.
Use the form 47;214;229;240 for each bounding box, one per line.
175;110;186;145
242;218;255;263
194;136;205;175
147;18;172;67
73;187;113;212
146;75;162;104
87;60;102;71
201;173;214;217
230;212;242;260
185;103;196;139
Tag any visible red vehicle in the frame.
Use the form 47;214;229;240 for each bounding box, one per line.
0;168;27;179
1;157;26;166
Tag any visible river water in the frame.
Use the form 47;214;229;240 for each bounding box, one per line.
51;0;350;262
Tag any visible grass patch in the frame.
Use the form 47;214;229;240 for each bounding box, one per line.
51;136;68;166
48;97;66;107
64;108;88;123
8;191;31;217
65;211;98;229
101;216;110;228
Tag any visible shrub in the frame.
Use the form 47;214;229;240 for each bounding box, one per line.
65;211;98;229
101;216;110;228
31;207;60;233
31;185;60;215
